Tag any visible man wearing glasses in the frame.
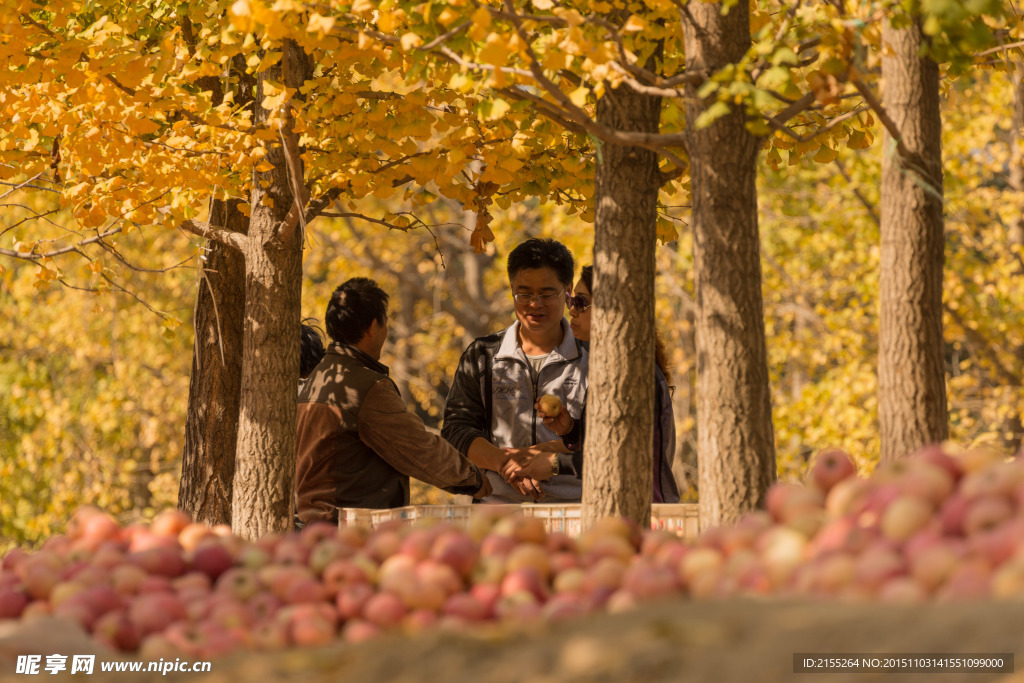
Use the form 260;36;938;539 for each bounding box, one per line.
442;238;588;503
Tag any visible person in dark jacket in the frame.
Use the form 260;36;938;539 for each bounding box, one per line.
295;277;491;524
299;319;326;381
442;238;588;503
502;265;681;503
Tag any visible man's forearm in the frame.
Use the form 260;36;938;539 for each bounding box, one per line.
467;436;506;472
534;439;571;453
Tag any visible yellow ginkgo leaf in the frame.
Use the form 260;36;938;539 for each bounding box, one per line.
568;86;588;108
307;13;336;35
622;15;647;32
812;144;838;163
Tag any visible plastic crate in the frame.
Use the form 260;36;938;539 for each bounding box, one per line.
369;505;415;527
341;502;701;539
651;503;700;539
369;504;519;529
521;504;583;537
340;508;374;529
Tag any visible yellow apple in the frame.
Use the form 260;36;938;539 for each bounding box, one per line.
538;394;562;416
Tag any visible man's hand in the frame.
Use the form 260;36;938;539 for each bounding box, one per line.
473;470;493;500
509;475;545;501
467;437;511;473
501;446;558;483
536;399;572;437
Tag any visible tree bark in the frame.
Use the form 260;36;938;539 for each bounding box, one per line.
177;50;253;525
231;40;312;539
1003;62;1024;456
392;250;418;405
878;19;948;463
684;2;776;528
178;199;248;525
581;80;661;529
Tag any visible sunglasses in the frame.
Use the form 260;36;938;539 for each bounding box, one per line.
566;294;592;312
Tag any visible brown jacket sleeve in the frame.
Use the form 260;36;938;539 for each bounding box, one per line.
357;379;492;499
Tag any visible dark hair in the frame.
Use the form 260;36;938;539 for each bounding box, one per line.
325;277;389;345
578;265;593;295
578;264;671;384
507;238;574;287
299;319;326;379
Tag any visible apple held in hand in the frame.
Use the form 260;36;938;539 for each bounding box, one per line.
538;394;563;417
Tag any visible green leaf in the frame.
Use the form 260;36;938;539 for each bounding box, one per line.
771;48;798;66
694;102;731;130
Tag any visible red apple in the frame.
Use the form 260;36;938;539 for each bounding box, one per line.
309;538;354;575
431;531;478;578
880;495;933;542
342;619;381;643
963;495;1014;536
151;509;192;537
500;567;547;602
214;567;261;601
128;593;187;636
92;610;142;652
363;591;406;628
191;541;234;581
129;546;186;578
0;587;29;619
621;560;678;602
505;543;551;579
335;582;374;620
441;592;488;622
177;523;215;552
810;448;858;493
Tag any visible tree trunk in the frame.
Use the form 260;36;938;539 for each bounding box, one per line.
878;19;948;463
581;81;661;529
392;254;417;405
178;199;247;525
231;41;312;539
684;1;776;528
1003;62;1024;456
177;49;254;525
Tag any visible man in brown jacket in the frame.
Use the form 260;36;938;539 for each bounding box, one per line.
296;277;492;525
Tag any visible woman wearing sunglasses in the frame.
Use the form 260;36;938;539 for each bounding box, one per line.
502;266;681;504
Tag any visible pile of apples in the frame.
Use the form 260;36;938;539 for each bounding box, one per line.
1;444;1022;659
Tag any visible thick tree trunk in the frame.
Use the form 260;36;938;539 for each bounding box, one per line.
684;2;776;528
878;20;948;463
177;50;253;525
231;41;312;539
581;81;661;529
672;303;697;500
1003;62;1024;456
178;199;247;524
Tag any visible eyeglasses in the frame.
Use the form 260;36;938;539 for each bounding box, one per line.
567;294;591;312
512;291;564;306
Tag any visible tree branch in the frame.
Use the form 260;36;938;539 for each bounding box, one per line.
975;39;1024;58
850;75;911;158
833;158;880;226
770;92;817;127
767;104;869;143
0;226;123;261
179;219;247;251
946;304;1022;385
500;0;689;162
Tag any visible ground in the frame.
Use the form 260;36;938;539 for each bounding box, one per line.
4;599;1024;682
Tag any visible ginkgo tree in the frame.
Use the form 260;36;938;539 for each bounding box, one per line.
0;0;890;531
354;0;921;527
4;0;1021;538
0;0;598;537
